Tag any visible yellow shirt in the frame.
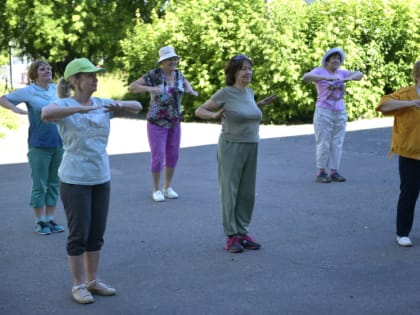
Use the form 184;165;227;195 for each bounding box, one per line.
377;86;420;160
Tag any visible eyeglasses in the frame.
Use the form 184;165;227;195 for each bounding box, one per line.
232;54;249;61
165;57;180;62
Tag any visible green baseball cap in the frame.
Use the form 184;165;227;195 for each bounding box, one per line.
64;58;106;80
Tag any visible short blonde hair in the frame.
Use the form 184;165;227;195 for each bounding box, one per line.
57;78;71;98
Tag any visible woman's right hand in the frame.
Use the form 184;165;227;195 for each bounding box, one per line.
213;108;225;119
149;86;163;94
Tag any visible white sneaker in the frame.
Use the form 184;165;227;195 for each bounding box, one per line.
87;280;116;296
72;284;94;304
152;190;165;202
397;236;413;247
162;187;178;199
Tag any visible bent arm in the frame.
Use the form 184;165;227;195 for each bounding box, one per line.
195;99;224;120
119;100;142;114
41;103;99;122
0;95;27;115
107;100;142;117
302;73;334;83
378;99;420;113
344;71;364;82
129;77;159;94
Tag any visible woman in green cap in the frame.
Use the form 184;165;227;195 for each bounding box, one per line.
42;58;142;304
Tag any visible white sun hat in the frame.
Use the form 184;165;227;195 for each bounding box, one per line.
321;48;345;67
157;46;179;63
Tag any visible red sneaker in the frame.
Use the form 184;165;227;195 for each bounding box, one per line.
224;236;244;253
238;234;261;250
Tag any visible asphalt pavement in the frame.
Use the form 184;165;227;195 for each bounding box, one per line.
2;117;420;315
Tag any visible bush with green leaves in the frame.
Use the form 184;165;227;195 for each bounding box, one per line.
121;0;420;124
2;0;419;126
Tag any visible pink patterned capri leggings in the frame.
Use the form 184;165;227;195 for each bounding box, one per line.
147;122;181;172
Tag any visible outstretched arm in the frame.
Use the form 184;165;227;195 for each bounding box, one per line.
378;99;420;113
129;77;161;94
302;73;337;83
257;95;277;107
104;100;142;117
41;103;101;122
343;71;364;82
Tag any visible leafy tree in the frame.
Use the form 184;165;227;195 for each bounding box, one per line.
1;0;420;124
301;0;420;120
122;0;309;121
0;0;168;73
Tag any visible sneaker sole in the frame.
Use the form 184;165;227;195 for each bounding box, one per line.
397;240;413;247
316;179;331;183
51;229;65;233
228;249;244;253
243;245;261;250
88;289;116;296
34;230;51;235
225;247;244;253
72;296;95;304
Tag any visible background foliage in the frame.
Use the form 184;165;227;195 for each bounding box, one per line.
1;0;420;125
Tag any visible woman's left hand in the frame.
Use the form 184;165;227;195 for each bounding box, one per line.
258;95;277;107
103;102;123;112
188;89;199;97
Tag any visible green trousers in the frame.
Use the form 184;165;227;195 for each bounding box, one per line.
27;146;63;209
217;138;258;236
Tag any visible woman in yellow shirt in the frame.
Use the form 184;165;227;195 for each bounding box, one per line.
376;61;420;247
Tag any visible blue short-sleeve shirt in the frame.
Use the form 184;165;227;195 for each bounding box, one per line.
6;83;62;148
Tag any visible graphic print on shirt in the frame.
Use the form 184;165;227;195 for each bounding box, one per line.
327;80;345;102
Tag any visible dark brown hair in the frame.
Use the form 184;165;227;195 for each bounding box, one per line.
225;55;253;86
325;52;342;64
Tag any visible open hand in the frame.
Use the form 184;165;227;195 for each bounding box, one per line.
103;102;123;112
213;108;225;119
188;90;199;97
258;95;277;106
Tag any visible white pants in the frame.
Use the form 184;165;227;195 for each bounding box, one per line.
313;107;347;171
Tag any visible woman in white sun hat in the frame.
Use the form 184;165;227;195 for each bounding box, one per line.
130;46;198;202
302;48;363;183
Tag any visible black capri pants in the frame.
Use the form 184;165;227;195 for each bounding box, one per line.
60;181;110;256
397;156;420;237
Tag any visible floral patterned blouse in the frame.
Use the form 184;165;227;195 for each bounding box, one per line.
142;68;186;128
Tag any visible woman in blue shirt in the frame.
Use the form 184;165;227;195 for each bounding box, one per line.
0;60;64;235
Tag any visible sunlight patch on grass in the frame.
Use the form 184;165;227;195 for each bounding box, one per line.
95;73;129;99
